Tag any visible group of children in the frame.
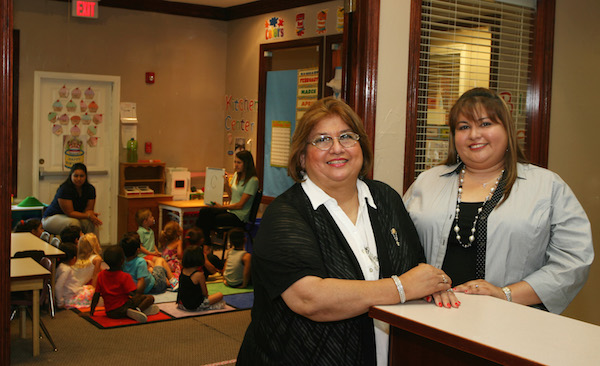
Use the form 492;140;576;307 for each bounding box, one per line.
14;208;252;323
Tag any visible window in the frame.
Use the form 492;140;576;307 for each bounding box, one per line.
404;0;554;190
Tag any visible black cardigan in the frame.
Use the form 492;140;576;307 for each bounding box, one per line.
237;180;425;366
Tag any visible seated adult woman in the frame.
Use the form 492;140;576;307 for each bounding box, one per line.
403;88;593;313
195;150;259;244
42;163;102;235
237;98;454;366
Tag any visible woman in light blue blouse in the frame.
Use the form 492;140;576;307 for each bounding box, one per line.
403;88;593;313
196;150;259;245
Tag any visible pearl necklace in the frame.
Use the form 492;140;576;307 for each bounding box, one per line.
453;168;504;248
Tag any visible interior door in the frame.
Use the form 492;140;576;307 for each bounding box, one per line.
33;71;120;244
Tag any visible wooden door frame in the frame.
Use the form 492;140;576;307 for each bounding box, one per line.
1;0;14;363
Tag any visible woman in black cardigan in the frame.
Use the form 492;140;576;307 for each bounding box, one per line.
237;98;456;366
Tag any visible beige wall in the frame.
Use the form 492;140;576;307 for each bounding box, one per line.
376;0;599;325
14;0;228;197
224;0;343;163
549;0;600;325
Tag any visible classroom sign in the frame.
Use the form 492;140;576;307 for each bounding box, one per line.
296;68;319;121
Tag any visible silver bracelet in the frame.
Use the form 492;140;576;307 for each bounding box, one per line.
391;275;406;304
502;286;512;302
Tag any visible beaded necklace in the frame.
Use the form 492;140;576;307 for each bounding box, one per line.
453;168;504;248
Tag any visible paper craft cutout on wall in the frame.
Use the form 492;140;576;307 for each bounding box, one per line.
296;13;305;36
58;114;69;125
59;85;69;98
265;16;284;40
71;115;81;125
88;101;99;112
82;113;92;124
52;124;63;135
66;100;77;112
52;100;63;111
88;125;98;136
48;112;57;122
336;7;344;33
64;136;84;169
316;9;328;34
80;100;87;112
88;136;98;147
71;87;82;99
71;125;81;136
84;87;95;99
93;114;103;124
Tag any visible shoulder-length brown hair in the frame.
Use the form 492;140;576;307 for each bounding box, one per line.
288;97;373;183
445;87;528;204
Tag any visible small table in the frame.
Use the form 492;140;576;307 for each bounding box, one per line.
158;199;208;230
11;232;64;289
11;257;51;356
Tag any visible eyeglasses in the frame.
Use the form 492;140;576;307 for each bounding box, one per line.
309;132;360;151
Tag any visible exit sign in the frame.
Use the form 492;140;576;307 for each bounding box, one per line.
72;0;99;19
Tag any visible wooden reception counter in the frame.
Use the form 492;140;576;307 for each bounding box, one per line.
370;292;600;365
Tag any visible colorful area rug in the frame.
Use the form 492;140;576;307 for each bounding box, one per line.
223;292;254;310
157;302;236;318
73;306;174;329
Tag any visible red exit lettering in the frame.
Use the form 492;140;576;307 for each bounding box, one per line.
76;1;96;18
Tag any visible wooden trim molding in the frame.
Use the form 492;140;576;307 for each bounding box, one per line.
54;0;333;20
343;0;380;179
1;0;14;362
526;0;555;168
403;0;423;192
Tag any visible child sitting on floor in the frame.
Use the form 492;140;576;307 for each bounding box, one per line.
90;245;158;323
60;225;82;245
176;245;224;311
184;226;222;279
13;218;44;237
55;242;95;309
73;233;103;287
136;208;161;258
158;221;183;277
223;228;251;288
121;232;176;293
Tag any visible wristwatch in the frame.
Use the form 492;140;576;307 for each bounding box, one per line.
502;286;512;302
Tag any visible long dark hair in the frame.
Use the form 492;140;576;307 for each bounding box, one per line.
62;163;91;190
236;150;257;186
446;88;528;205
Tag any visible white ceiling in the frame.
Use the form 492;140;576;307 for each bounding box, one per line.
166;0;256;7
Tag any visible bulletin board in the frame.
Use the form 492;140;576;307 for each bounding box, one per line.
263;70;297;198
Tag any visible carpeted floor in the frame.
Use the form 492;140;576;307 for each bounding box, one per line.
10;305;251;365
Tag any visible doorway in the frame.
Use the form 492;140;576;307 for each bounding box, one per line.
257;35;343;200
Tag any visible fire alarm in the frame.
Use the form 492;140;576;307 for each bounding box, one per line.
145;72;155;84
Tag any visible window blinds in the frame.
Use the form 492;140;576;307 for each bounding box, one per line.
414;0;535;177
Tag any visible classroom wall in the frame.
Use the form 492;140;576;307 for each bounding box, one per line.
549;0;600;325
14;0;228;198
375;0;600;325
225;0;343;166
